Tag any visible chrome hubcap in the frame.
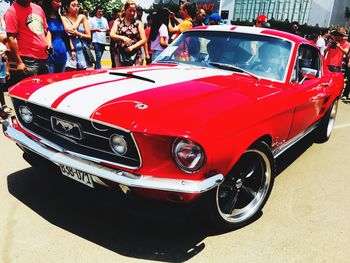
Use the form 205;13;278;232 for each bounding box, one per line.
216;149;271;223
327;101;338;137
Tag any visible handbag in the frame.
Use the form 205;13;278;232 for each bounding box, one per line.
118;46;137;66
80;40;96;64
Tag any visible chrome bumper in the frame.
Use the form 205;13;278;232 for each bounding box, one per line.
2;118;224;194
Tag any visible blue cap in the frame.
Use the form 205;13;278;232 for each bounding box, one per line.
209;13;221;21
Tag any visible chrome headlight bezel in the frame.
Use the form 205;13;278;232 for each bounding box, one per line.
172;138;206;173
109;134;128;155
18;105;33;124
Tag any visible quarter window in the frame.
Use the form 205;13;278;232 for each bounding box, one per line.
292;44;322;82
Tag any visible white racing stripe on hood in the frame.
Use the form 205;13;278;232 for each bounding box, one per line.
27;66;169;107
56;67;228;118
57;68;227;118
28;73;122;106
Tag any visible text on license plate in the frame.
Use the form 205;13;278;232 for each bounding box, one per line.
59;165;94;188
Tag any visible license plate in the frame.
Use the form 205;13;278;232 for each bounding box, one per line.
59;165;94;188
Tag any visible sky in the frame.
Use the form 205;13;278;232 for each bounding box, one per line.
0;1;10;17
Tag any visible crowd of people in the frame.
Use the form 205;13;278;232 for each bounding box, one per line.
1;0;350;118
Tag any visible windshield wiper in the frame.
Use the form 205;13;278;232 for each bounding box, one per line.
109;71;155;83
154;60;179;64
208;62;260;80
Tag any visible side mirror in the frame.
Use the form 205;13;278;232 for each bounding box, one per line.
299;67;318;84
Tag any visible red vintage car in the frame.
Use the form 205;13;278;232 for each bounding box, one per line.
2;25;344;230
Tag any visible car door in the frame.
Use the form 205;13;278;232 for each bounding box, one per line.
288;44;329;140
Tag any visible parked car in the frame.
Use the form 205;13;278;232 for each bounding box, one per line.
2;25;344;230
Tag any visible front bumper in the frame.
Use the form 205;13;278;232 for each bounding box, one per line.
2;118;224;194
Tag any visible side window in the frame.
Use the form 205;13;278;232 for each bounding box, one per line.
293;45;322;82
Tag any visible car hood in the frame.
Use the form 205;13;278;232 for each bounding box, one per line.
9;64;281;137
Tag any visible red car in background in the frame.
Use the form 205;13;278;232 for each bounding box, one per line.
2;25;343;230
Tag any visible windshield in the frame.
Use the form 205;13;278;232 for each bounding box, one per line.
153;31;292;82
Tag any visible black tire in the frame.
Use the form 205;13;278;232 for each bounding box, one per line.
314;99;338;143
204;141;275;231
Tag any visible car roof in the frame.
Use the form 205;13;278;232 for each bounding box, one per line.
190;25;309;45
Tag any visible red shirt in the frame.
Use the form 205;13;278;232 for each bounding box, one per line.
326;39;350;67
5;2;48;59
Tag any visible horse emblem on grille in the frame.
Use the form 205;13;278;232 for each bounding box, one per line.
51;117;82;140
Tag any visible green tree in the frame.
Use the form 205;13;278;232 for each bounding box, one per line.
80;0;124;20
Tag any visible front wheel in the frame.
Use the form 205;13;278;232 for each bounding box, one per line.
205;141;275;231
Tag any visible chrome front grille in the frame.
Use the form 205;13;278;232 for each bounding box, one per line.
12;98;141;168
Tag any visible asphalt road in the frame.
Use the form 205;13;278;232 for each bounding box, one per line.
1;95;350;263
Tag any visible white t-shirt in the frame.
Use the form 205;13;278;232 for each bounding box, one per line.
89;16;109;44
0;17;6;37
151;24;169;51
316;37;326;56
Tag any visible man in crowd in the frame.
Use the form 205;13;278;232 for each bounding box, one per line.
290;21;302;36
4;0;49;78
316;29;330;56
136;5;150;64
144;13;153;64
89;6;109;69
1;13;11;120
208;12;222;25
109;8;121;68
325;27;350;72
323;28;350;99
255;14;270;28
309;33;319;44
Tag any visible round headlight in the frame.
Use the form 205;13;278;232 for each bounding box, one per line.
109;134;128;155
172;138;205;173
19;105;33;124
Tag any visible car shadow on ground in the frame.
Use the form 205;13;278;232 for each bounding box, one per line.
7;134;315;262
275;133;314;176
7;167;214;262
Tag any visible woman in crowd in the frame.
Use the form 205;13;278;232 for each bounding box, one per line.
109;0;146;67
42;0;75;73
150;8;170;61
61;0;91;71
168;2;197;40
82;8;90;20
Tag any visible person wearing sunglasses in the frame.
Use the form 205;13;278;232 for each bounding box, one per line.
61;0;92;71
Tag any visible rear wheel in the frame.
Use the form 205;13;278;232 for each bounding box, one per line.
205;141;275;230
315;99;338;143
